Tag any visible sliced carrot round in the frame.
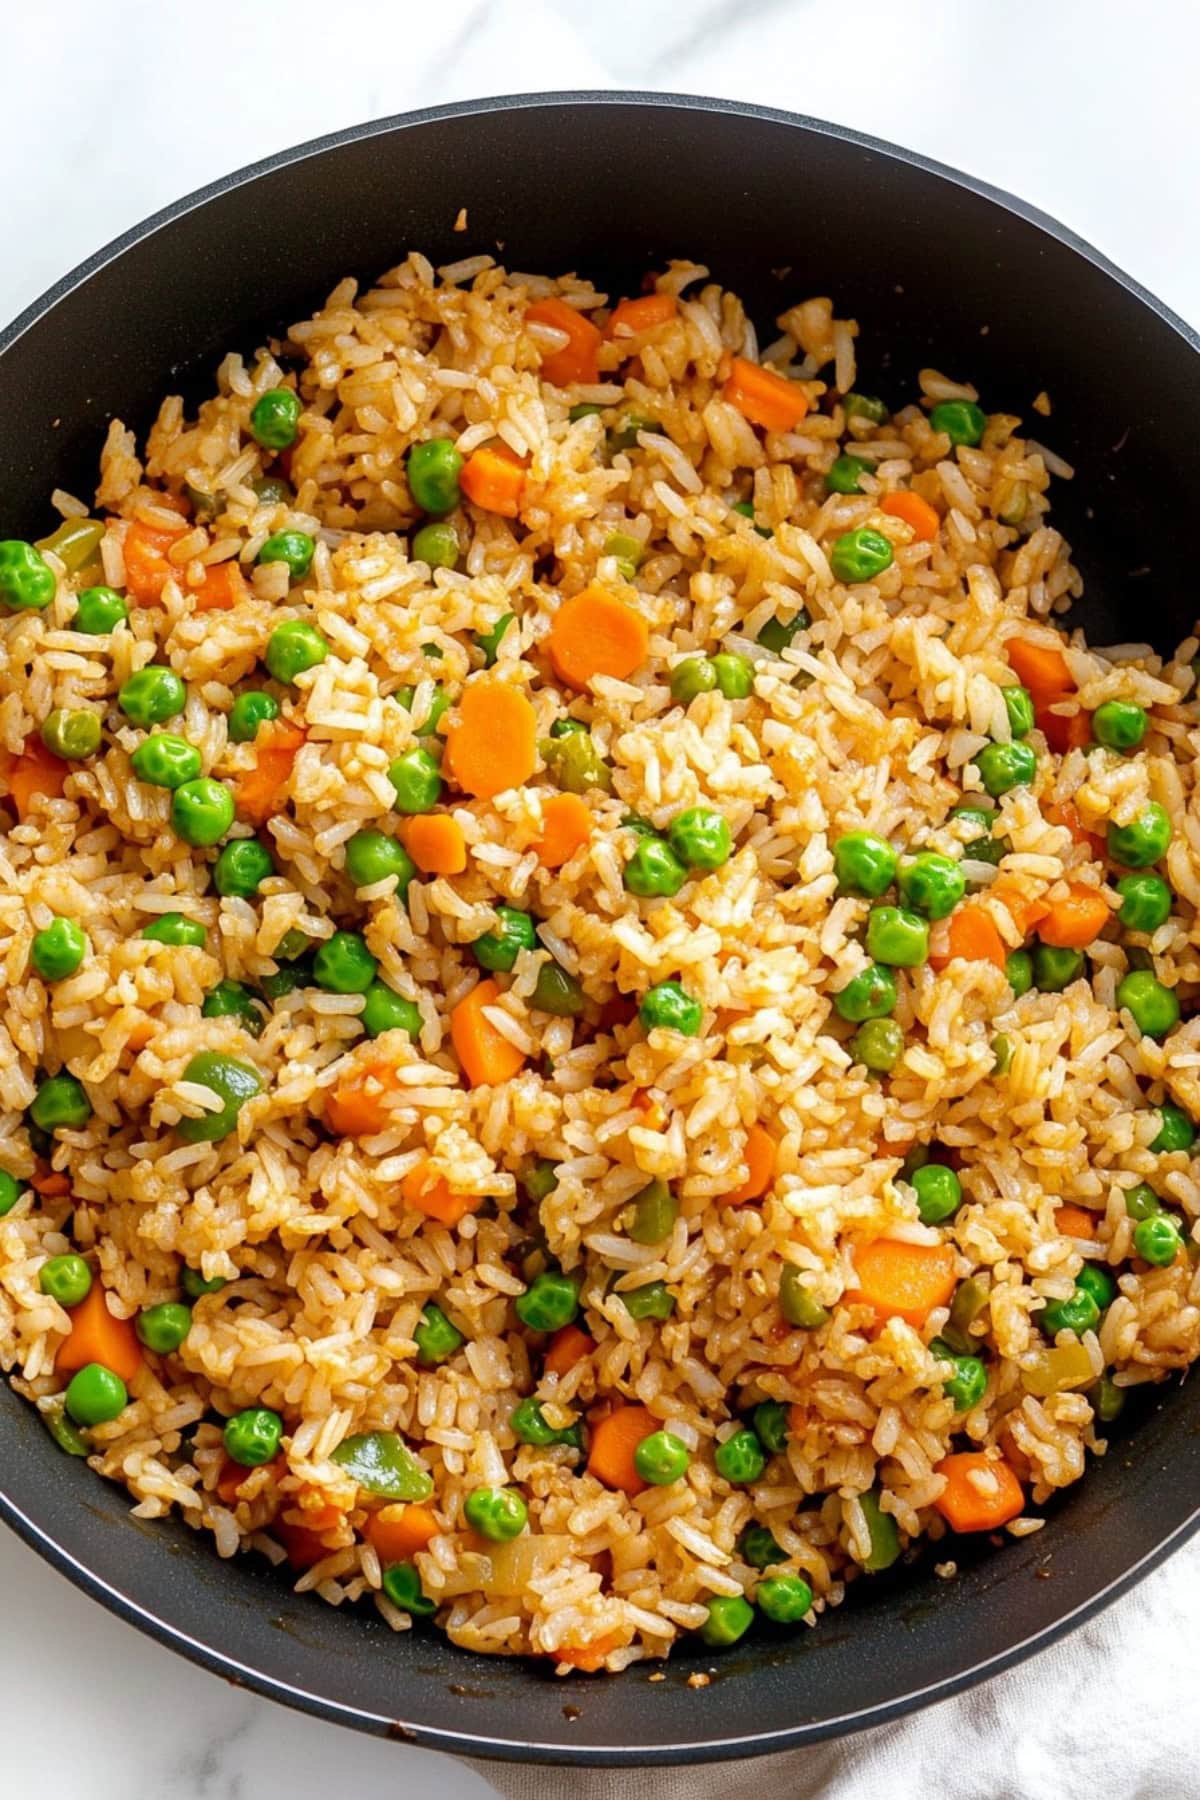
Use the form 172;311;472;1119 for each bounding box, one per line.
1037;883;1111;949
401;1162;480;1227
722;356;809;433
587;1403;657;1496
848;1238;957;1328
548;587;649;690
536;792;592;868
404;814;468;875
443;680;537;800
722;1124;777;1205
527;297;602;386
880;489;940;542
450;979;527;1086
934;1451;1024;1532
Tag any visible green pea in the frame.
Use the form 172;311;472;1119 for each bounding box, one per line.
929;400;987;446
941;1276;990;1353
141;913;206;947
39;1253;93;1307
639;980;702;1036
668;806;732;872
897;851;965;920
569;403;603;422
408;440;464;514
953;802;1006;869
261;956;314;1002
624;837;688;898
0;1170;27;1217
42;1397;91;1456
29;1074;91;1133
212;840;274;902
202;979;266;1036
752;1401;790;1455
622;811;656;837
866;905;929;968
974;740;1037;798
634;1429;690;1486
1076;1264;1117;1311
73;586;128;634
464;1485;527;1541
1002;685;1035;739
130;732;202;790
36;518;105;577
523;1159;559;1202
714;1427;766;1485
731;500;772;540
181;1267;228;1298
41;709;101;760
604;531;647;582
223;1406;283;1467
830;528;893;584
607;411;661;453
710;652;754;699
466;614;515;674
313;930;377;995
1116;873;1171;933
118;666;186;728
859;1490;901;1571
1152;1104;1195;1154
1107;803;1172;868
699;1595;754;1648
176;1051;262;1143
832;962;897;1023
1116;969;1180;1038
64;1363;127;1426
930;1340;987;1412
510;1397;582;1449
911;1162;962;1224
1092;1374;1125;1425
412;521;461;570
257;532;315;582
250;387;301;451
413;1301;464;1366
540;729;612;794
1033;943;1084;992
991;1034;1013;1075
0;539;56;610
395;682;452;738
265;620;327;687
739;1523;783;1568
1039;1285;1100;1338
360;984;421;1040
852;1017;904;1073
516;1270;580;1332
843;393;888;424
171;778;235;847
228;691;279;743
826;454;870;494
472;907;536;973
1124;1186;1163;1228
1093;700;1147;752
250;475;294;507
779;1266;829;1329
620;1280;675;1322
31;918;88;982
757;1573;813;1624
381;1561;436;1616
387;747;443;813
1006;949;1034;997
332;1430;433;1501
136;1301;192;1353
670;657;718;704
833;831;897;898
756;610;809;654
629;1178;678;1246
532;963;585;1016
1133;1213;1184;1266
345;829;417;894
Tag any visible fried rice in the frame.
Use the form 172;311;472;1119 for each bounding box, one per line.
3;249;1200;1674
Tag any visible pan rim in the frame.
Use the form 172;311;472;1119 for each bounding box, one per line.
2;88;1198;1764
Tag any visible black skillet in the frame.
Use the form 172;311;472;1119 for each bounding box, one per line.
1;93;1198;1768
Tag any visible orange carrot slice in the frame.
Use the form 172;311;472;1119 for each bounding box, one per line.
401;1163;480;1228
880;490;940;542
450;979;527;1086
364;1502;440;1562
722;1124;777;1205
536;792;592;868
527;297;602;386
934;1451;1025;1532
553;1631;623;1671
216;1453;284;1505
928;903;1008;972
325;1058;400;1137
443;680;537;800
235;721;305;826
1038;705;1092;754
56;1284;143;1384
989;875;1050;940
276;1520;333;1570
722;356;809;433
2;736;69;820
607;294;678;340
404;814;468;875
1055;1204;1098;1240
848;1239;957;1328
587;1404;657;1496
1037;883;1112;949
190;561;248;611
544;1324;593;1378
548;586;649;690
1045;801;1105;859
1006;638;1073;707
123;515;189;605
460;442;527;517
631;1089;668;1132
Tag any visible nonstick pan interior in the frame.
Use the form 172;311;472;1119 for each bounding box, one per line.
1;93;1199;1764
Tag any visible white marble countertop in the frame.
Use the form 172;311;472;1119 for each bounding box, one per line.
4;3;1200;1795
